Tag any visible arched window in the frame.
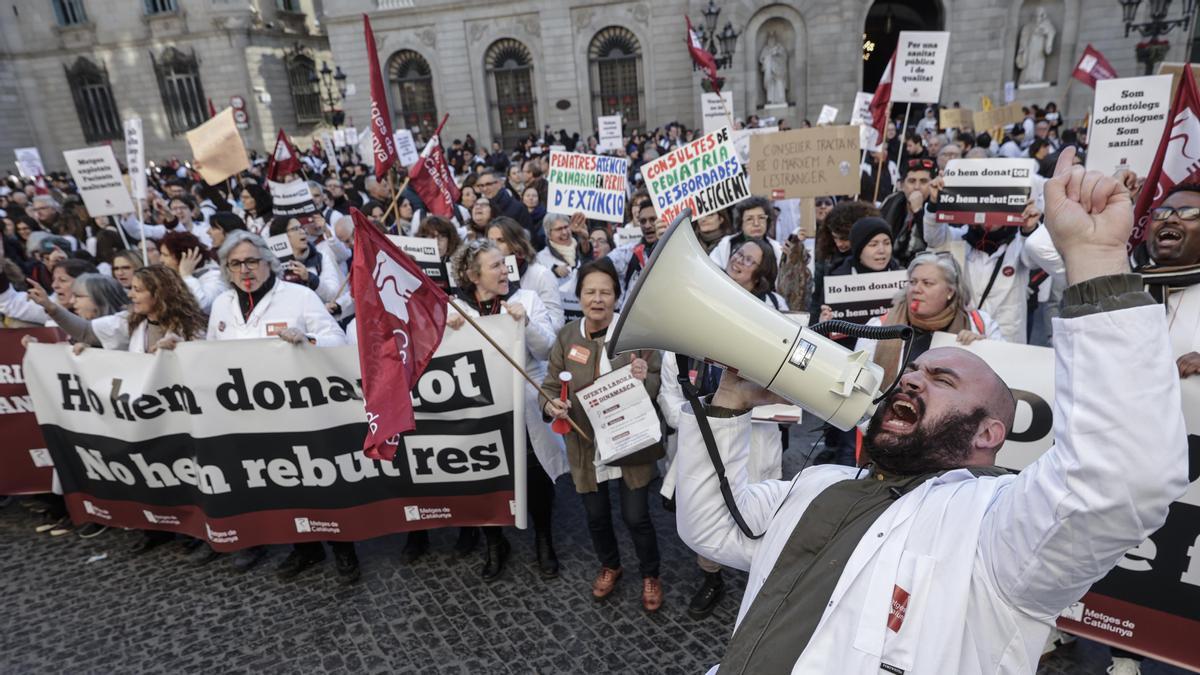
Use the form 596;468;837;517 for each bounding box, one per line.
589;27;643;130
485;39;536;152
64;57;121;143
152;47;207;134
388;50;438;140
286;50;322;125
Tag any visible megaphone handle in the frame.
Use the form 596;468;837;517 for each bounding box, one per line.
447;298;592;442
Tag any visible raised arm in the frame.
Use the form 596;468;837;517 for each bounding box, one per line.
980;147;1189;617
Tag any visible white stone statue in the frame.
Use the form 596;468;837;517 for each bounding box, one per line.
759;32;788;106
1016;7;1057;85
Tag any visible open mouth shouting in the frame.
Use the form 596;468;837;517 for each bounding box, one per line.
879;392;923;435
1155;225;1185;250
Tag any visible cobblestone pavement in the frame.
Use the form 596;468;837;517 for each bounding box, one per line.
0;419;1190;674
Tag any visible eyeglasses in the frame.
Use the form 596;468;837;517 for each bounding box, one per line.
226;258;263;271
730;250;761;267
476;180;499;188
1151;206;1200;221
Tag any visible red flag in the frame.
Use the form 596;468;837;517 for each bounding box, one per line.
685;17;721;94
867;52;896;150
1071;44;1117;89
408;115;461;218
1131;64;1200;250
207;98;217;119
350;208;448;460
265;129;302;183
33;175;49;196
364;14;398;178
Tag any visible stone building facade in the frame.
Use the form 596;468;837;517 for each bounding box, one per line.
2;1;1197;173
322;0;1197;149
0;0;332;173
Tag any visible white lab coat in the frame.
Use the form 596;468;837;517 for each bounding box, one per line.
1165;282;1200;359
534;248;578;323
89;312;158;354
923;214;1063;344
182;263;227;313
675;304;1187;674
0;287;50;325
206;278;346;346
657;351;783;500
709;234;785;270
448;288;569;480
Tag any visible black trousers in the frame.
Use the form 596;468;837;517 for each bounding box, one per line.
579;478;660;578
294;541;355;556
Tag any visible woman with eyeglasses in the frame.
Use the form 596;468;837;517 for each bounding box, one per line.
110;249;144;293
267;216;341;304
657;238;788;618
405;238;562;582
708;196;785;270
468;197;496;240
487;216;565;329
237;184;272;235
536;212;588;322
159;231;226;312
587;227;615;261
207;230;354;580
414;215;463;294
540;258;665;613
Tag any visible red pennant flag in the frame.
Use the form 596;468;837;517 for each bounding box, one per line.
867;52;896;150
350;208;448;460
208;98;218;119
1071;44;1118;89
364;14;398;178
265;129;302;183
33;175;49;195
685;17;721;94
408;115;461;218
1132;64;1200;251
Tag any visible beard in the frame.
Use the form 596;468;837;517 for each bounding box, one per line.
862;396;989;476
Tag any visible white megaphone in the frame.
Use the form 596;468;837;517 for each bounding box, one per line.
608;209;887;431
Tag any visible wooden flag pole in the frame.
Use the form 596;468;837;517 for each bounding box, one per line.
872;103;894;203
447;297;592;442
381;173;411;223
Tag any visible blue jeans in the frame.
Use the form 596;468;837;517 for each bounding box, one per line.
579;479;660;578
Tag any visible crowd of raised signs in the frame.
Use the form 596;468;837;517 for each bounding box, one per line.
0;102;1192;671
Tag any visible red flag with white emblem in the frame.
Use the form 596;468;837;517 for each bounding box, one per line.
350;208;448;460
265;129;301;183
408;115;461;218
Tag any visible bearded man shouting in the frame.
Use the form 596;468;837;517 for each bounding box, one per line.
674;146;1189;674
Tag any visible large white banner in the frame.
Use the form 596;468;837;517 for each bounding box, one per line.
22;320;527;548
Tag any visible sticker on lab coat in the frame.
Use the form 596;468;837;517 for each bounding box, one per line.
567;345;591;364
266;322;289;336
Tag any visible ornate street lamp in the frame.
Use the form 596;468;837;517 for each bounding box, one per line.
313;60;349;127
689;0;741;91
1119;0;1199;74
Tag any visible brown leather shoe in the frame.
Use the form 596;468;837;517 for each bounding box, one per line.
592;566;622;600
642;576;663;612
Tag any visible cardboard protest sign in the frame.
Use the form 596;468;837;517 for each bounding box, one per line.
939;107;972;130
14;147;44;178
641;127;748;224
817;105;838;125
928;332;1053;468
62;146;135;217
748;125;859;200
701;91;734;135
936;158;1038;227
387;234;449;286
1086;74;1173;177
822;270;907;323
393;129;420;167
892;31;950;103
1156;61;1200;102
268;178;317;218
597;115;622;152
973;102;1024;134
186;108;249;185
546;151;629;223
123;118;147;199
22;324;527;549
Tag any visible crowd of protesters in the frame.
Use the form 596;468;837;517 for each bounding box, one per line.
1;99;1193;673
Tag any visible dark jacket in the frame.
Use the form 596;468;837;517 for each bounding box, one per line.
878;191;925;267
490;187;533;230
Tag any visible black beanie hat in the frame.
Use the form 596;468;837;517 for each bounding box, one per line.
849;216;893;260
